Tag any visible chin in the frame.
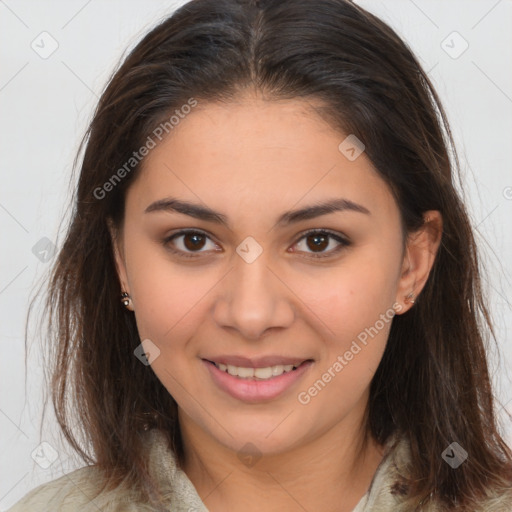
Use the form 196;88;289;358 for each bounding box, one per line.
215;420;308;456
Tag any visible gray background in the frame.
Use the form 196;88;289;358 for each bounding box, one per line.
1;0;511;508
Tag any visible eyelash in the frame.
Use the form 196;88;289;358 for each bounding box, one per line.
162;228;351;260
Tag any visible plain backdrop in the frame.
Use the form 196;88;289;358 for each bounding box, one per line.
1;0;511;509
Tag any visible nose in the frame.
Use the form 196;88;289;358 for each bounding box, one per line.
212;249;295;340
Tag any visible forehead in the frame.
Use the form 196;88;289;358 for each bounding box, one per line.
126;96;397;224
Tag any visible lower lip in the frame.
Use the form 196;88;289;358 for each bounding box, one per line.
203;359;314;403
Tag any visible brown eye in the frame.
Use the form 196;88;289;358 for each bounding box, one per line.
305;232;329;252
163;228;350;260
182;232;207;251
292;230;350;258
163;230;218;258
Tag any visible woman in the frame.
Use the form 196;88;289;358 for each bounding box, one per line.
9;0;512;510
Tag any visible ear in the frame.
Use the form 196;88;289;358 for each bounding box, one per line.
107;218;131;300
394;210;443;314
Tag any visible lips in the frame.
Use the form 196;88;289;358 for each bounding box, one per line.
202;355;312;368
203;358;314;402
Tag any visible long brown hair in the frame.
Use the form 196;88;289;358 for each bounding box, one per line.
34;0;512;509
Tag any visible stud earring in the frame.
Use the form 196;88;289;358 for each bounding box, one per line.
121;291;134;310
404;292;416;305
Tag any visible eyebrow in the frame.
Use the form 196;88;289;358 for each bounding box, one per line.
144;196;371;227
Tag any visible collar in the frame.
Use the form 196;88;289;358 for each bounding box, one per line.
142;428;409;511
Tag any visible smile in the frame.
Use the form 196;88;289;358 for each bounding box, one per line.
210;361;300;380
203;359;314;403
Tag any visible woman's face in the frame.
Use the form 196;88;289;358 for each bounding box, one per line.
113;94;411;456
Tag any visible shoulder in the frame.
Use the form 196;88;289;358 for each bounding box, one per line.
6;429;197;512
362;434;512;512
474;486;512;512
6;465;154;512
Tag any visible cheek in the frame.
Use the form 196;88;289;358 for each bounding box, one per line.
131;268;215;348
291;250;399;402
123;229;213;336
295;282;394;418
294;246;400;340
127;257;214;402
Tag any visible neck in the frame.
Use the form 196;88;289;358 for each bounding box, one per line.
178;407;385;512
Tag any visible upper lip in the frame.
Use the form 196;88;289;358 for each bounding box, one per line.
203;355;312;368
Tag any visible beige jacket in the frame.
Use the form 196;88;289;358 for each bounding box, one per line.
7;429;512;511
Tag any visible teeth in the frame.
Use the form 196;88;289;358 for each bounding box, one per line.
272;365;284;376
214;362;299;379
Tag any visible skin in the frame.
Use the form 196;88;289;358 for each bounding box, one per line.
111;91;442;512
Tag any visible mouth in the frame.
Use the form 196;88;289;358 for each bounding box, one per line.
204;359;312;380
202;358;315;403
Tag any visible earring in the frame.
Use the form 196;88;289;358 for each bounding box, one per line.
121;291;134;310
404;292;416;305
